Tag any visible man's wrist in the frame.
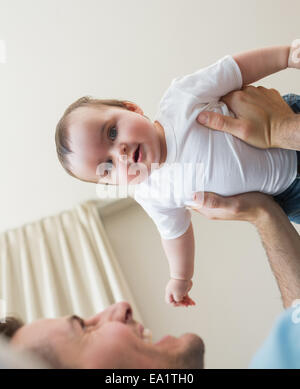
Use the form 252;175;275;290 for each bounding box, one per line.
271;114;299;149
251;199;281;230
271;115;290;148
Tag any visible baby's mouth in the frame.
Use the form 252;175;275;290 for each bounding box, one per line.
133;144;140;163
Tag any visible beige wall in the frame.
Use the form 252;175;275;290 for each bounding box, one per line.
0;0;300;368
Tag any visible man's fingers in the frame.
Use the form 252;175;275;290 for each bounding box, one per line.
197;111;243;138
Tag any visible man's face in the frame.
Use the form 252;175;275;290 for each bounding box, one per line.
67;104;165;185
11;302;204;368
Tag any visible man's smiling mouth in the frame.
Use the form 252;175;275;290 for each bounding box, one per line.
142;328;152;343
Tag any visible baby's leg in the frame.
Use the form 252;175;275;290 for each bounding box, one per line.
273;94;300;223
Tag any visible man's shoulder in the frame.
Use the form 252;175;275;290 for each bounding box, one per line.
249;305;300;369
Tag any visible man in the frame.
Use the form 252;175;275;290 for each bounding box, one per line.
0;302;204;368
1;87;300;368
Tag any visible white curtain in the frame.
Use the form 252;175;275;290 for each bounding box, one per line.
0;200;142;323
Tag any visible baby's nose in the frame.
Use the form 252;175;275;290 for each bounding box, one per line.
117;144;129;163
119;143;127;155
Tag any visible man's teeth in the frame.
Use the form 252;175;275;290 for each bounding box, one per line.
142;328;152;343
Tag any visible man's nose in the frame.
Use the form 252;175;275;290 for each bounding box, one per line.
113;301;133;323
86;301;133;326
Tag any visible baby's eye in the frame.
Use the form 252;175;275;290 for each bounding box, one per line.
108;126;117;140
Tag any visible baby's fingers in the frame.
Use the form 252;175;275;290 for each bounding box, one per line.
171;295;196;308
184;296;196;306
165;291;173;305
170;296;181;307
180;294;196;307
165;291;181;306
168;293;185;307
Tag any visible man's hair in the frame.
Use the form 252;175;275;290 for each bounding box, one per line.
55;96;130;183
0;316;65;368
0;316;24;339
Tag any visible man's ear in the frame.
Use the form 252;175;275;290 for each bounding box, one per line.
123;101;144;115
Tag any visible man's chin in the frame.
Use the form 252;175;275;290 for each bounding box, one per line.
154;335;177;346
155;333;205;369
179;333;205;369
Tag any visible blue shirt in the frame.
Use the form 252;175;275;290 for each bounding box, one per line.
249;305;300;369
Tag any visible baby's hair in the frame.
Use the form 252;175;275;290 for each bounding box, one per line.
55;96;131;183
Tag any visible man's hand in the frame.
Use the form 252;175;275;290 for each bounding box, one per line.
197;86;295;149
190;191;272;225
165;279;196;307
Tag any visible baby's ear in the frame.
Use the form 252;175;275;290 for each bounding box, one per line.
123;101;144;115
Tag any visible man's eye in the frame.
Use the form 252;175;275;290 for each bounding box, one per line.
71;315;86;330
108;126;117;140
106;159;113;165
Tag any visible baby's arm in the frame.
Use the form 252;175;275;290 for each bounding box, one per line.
233;41;299;85
161;222;196;307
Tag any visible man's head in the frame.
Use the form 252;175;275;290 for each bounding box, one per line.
1;302;204;368
55;97;166;186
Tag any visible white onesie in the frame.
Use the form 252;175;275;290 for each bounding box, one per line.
134;55;297;240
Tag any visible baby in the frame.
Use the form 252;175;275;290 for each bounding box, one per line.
55;41;300;307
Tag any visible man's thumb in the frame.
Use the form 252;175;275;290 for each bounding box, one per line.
200;192;227;209
197;111;238;135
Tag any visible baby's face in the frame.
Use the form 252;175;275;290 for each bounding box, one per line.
67;104;164;185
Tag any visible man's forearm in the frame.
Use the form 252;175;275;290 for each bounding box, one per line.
254;201;300;308
273;114;300;150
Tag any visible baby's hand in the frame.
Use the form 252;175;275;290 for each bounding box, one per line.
165;279;196;307
288;39;300;69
